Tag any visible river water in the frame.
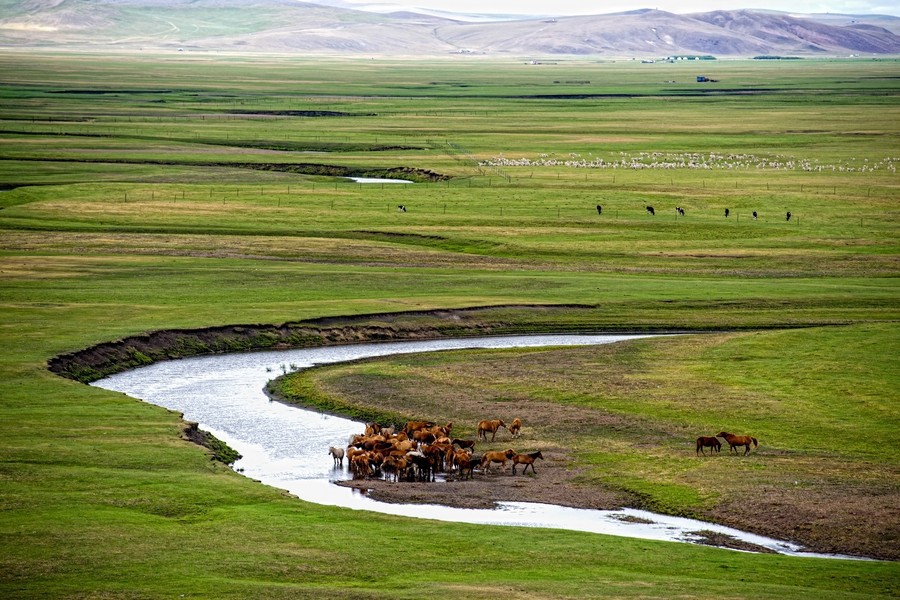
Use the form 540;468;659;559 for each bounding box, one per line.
93;334;853;558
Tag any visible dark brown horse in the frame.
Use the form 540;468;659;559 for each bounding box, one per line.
511;450;543;475
717;431;758;455
695;436;721;456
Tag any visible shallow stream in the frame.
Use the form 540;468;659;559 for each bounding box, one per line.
93;334;854;558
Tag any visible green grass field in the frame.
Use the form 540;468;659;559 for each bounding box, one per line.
0;53;898;597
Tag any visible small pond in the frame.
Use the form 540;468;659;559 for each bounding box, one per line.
346;177;413;184
93;334;858;559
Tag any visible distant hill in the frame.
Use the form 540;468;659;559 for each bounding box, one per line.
1;0;898;56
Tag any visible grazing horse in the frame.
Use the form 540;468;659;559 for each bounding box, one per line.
452;438;476;451
477;419;506;442
328;446;345;467
646;205;655;216
695;436;721;456
717;431;758;456
724;208;730;218
508;418;522;439
596;204;602;215
511;450;543;475
480;449;516;473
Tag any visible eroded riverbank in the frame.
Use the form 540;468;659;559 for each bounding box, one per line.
90;334;868;560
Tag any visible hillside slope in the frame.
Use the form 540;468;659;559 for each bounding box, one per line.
1;1;898;55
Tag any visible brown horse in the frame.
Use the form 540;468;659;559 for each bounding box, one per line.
695;436;721;456
508;417;522;438
452;438;476;451
717;431;758;455
511;450;543;475
477;419;506;442
480;448;516;473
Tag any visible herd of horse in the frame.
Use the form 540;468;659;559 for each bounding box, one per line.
327;419;757;485
696;431;759;456
329;417;538;483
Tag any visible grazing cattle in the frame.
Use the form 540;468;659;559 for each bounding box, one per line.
716;431;758;456
476;419;506;442
752;211;758;220
328;446;345;467
596;204;602;215
695;436;721;456
676;207;685;217
480;448;516;473
646;205;655;216
786;211;792;221
508;418;522;439
511;450;544;475
398;204;407;212
725;208;730;218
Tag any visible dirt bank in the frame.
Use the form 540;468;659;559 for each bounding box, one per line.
48;304;602;383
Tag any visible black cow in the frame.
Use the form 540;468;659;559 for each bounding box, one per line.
752;211;758;220
786;211;792;221
646;206;655;216
725;208;730;218
596;204;602;215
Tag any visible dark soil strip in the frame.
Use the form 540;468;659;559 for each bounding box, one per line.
688;530;778;554
47;304;599;384
181;422;242;465
227;110;376;117
0;157;449;182
0;130;423;153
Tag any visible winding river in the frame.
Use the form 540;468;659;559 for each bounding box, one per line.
93;334;853;559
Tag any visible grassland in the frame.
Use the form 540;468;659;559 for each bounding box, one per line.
0;53;898;597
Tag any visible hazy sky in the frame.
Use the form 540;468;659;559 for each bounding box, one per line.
341;0;900;17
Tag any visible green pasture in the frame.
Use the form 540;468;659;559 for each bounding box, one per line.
275;323;899;556
0;53;898;597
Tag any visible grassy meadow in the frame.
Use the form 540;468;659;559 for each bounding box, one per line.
0;52;898;597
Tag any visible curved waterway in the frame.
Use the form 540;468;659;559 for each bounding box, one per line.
93;334;853;559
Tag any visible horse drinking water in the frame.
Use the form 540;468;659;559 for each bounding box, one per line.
328;446;345;467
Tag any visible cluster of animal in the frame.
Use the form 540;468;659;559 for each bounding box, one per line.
597;204;792;221
327;417;540;483
593;205;792;221
696;431;759;456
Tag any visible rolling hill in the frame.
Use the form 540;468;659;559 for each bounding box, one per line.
1;0;898;56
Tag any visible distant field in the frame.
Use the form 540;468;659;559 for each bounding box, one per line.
0;53;898;598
